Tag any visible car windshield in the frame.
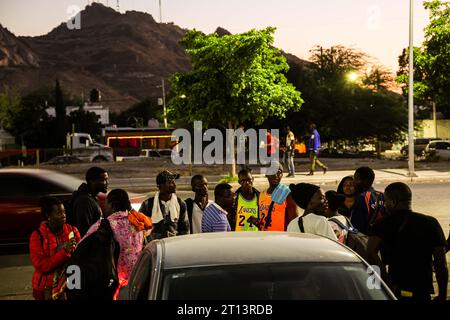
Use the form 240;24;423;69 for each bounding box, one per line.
159;262;391;300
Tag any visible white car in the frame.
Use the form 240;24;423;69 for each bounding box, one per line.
424;140;450;160
120;232;396;300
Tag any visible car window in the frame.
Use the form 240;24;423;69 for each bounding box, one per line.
128;246;154;300
416;139;430;145
436;142;449;150
159;263;390;300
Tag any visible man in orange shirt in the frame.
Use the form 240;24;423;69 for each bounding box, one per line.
258;162;298;231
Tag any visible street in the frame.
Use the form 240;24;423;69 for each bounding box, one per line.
1;181;449;300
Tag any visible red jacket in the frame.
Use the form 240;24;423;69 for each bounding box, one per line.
29;222;81;291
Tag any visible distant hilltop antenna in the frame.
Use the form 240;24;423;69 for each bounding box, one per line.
116;0;120;11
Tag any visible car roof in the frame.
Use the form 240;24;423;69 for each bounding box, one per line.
0;168;83;191
428;140;450;143
156;232;361;269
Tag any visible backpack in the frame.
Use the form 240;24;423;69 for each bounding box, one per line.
185;198;194;233
366;190;385;227
65;218;120;300
64;189;80;226
328;216;369;261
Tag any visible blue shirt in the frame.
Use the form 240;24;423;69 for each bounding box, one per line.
202;202;231;233
309;129;321;153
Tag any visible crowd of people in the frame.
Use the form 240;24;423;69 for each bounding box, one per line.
29;163;450;301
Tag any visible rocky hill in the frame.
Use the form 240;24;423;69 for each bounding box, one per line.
0;3;309;113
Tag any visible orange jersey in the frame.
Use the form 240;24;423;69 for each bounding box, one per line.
259;191;287;231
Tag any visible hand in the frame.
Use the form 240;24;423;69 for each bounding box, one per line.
63;238;77;253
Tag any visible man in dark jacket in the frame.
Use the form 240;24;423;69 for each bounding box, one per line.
367;182;448;300
139;170;190;240
70;167;109;237
350;166;385;235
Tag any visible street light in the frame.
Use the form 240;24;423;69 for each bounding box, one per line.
408;0;416;177
346;71;358;83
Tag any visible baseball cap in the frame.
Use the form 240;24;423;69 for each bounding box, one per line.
156;170;180;186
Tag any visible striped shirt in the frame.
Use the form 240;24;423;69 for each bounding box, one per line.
202;202;231;233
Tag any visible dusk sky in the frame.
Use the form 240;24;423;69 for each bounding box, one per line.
0;0;430;72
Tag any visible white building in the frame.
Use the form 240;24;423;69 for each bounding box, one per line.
0;128;15;150
46;103;110;125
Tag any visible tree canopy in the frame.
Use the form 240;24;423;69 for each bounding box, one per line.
283;45;407;149
168;27;303;130
397;0;450;117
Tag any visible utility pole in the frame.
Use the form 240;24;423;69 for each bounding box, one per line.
159;0;163;23
408;0;416;177
162;79;167;128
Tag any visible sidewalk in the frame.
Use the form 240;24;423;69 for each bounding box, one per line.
109;168;450;193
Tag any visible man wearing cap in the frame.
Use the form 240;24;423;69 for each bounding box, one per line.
258;161;298;231
286;183;337;240
139;170;190;240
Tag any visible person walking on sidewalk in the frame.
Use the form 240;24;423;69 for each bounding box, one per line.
283;126;296;177
307;123;328;176
367;182;448;300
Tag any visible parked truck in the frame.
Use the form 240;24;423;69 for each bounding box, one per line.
66;132;114;162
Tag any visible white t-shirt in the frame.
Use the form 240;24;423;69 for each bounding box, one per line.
191;200;213;234
287;214;338;241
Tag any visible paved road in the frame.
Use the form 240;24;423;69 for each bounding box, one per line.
1;182;449;300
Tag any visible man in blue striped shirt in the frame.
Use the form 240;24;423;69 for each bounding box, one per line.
202;183;235;233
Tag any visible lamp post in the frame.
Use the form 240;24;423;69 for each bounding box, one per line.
407;0;416;177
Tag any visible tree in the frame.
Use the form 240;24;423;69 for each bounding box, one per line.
362;66;394;92
309;45;368;85
55;80;67;147
284;45;407;149
422;0;450;116
67;107;101;139
396;1;450;117
168;27;304;175
115;98;163;128
0;85;21;131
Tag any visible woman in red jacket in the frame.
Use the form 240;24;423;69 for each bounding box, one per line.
29;196;81;300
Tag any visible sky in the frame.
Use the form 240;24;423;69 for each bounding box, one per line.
0;0;431;72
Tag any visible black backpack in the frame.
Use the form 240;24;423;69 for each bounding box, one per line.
328;216;369;261
66;218;120;300
64;189;80;226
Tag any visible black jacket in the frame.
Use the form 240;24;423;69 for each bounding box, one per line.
70;183;103;237
139;195;190;240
